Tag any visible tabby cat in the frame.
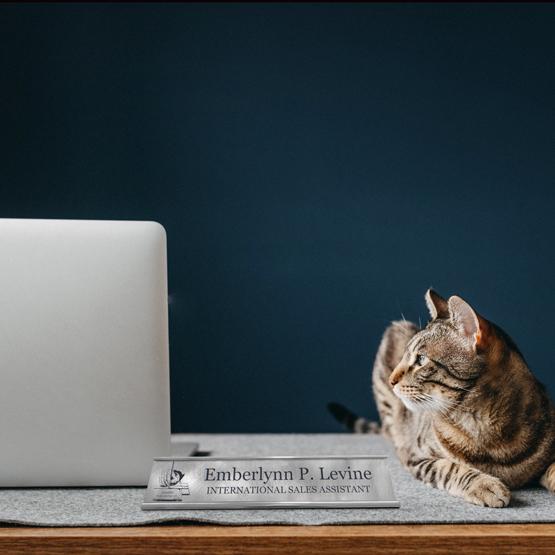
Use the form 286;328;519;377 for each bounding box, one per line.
330;290;555;507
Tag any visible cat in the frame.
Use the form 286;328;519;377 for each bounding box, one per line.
330;290;555;507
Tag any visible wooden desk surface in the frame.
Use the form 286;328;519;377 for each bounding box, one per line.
1;524;555;555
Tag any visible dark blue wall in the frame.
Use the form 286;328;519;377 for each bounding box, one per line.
1;4;554;432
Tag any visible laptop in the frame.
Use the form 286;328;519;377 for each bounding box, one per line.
0;219;173;486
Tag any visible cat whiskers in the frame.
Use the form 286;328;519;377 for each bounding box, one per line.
406;393;442;413
418;392;465;416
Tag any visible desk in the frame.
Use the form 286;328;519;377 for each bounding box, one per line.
1;524;555;554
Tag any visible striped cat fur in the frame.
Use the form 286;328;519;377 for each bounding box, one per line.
330;290;555;507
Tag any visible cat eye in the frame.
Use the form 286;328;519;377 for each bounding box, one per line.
415;354;428;366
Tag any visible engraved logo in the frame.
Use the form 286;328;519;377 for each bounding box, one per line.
158;467;190;496
159;469;184;487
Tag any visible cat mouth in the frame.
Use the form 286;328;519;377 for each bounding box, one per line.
398;395;428;412
393;385;433;412
394;387;451;414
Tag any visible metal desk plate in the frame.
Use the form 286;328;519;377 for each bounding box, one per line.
142;455;399;510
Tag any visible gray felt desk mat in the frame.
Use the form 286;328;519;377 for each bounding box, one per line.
1;433;554;527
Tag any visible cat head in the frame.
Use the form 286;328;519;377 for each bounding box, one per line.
389;289;493;414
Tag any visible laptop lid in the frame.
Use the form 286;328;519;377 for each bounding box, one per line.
0;219;171;486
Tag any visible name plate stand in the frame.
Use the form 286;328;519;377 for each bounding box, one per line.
142;456;399;510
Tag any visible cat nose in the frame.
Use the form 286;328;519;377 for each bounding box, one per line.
389;367;405;387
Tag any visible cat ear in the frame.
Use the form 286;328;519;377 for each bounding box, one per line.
425;289;449;320
448;296;488;349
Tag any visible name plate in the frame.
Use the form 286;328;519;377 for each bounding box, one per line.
142;456;399;510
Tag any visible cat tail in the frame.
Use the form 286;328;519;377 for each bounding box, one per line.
327;402;381;434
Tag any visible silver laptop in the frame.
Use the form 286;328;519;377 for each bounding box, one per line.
0;219;171;486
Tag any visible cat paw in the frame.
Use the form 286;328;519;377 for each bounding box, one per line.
464;474;511;508
540;463;555;493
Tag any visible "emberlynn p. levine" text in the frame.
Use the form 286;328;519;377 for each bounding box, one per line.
204;466;372;485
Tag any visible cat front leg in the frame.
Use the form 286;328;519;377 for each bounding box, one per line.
406;456;511;508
